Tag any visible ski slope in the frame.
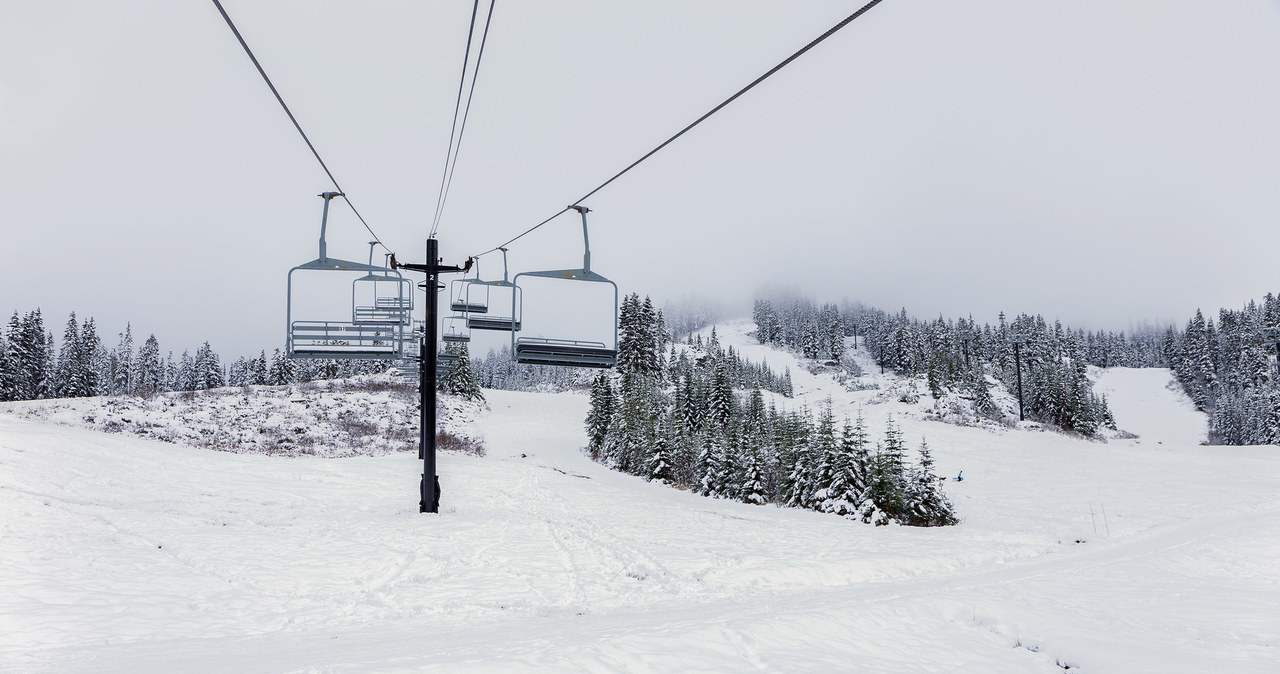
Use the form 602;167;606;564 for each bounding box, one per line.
1092;367;1207;446
2;328;1278;673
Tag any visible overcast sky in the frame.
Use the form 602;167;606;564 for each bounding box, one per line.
3;1;1279;358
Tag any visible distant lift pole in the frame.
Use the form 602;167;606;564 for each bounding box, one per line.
393;238;470;513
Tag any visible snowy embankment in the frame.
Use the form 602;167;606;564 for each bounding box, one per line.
2;374;482;457
2;322;1278;673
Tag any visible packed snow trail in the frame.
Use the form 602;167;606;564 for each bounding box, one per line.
3;361;1278;671
1092;367;1207;445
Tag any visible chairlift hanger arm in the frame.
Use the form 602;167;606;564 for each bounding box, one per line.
390;254;474;276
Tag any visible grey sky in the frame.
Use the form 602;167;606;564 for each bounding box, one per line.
3;1;1279;358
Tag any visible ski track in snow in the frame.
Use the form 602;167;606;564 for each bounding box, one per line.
2;319;1278;673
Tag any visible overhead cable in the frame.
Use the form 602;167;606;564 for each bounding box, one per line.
472;0;888;258
429;0;482;238
433;0;497;238
210;0;391;253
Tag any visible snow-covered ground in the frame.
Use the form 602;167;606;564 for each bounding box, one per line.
2;323;1277;672
1092;367;1207;446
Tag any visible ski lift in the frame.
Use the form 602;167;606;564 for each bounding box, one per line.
511;206;617;368
442;315;471;343
286;192;410;360
353;247;414;324
449;262;488;314
466;248;522;332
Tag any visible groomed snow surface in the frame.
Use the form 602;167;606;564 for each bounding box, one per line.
2;320;1277;673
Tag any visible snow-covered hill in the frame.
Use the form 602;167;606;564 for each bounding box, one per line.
2;323;1277;673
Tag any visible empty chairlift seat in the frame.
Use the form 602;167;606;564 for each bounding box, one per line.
514;337;616;368
441;316;471;343
510;269;616;368
509;206;618;368
449;277;488;314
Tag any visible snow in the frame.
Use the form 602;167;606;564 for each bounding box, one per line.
2;324;1278;672
1092;367;1208;446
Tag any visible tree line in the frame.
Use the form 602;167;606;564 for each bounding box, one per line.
0;309;385;401
1172;294;1280;444
756;298;1117;436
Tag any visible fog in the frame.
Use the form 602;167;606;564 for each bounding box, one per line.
3;1;1279;357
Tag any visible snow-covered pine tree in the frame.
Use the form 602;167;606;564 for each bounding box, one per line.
268;348;294;386
135;334;163;397
195;342;223;390
41;330;55;399
79;319;102;396
12;310;51;400
810;402;839;512
648;416;673;484
442;343;484;401
162;351;178;392
824;420;862;516
708;360;733;431
585;372;615;457
114;324;134;395
698;429;722;497
54;313;81;397
176;350;195;390
904;438;957;527
866;417;907;523
251;351;269;385
0;318;12;402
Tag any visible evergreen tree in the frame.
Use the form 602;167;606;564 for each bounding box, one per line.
251;350;269;385
54;313;81;397
0;317;13;401
866;418;907;522
648;417;673;483
738;429;768;505
135;335;163;396
904;438;957;526
79;319;102;395
268;348;294;385
441;343;484;401
698;429;723;497
585;373;615;457
114;324;134;395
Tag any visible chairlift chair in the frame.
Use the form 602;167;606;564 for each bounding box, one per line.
449;265;489;314
442;315;471;343
466;248;522;332
286;193;411;360
511;206;617;368
352;247;414;324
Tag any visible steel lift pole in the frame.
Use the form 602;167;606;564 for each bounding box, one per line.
393;238;470;513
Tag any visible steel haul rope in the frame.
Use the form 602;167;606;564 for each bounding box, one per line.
211;0;392;253
472;0;888;259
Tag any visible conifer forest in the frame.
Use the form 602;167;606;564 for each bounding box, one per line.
4;289;1278;449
